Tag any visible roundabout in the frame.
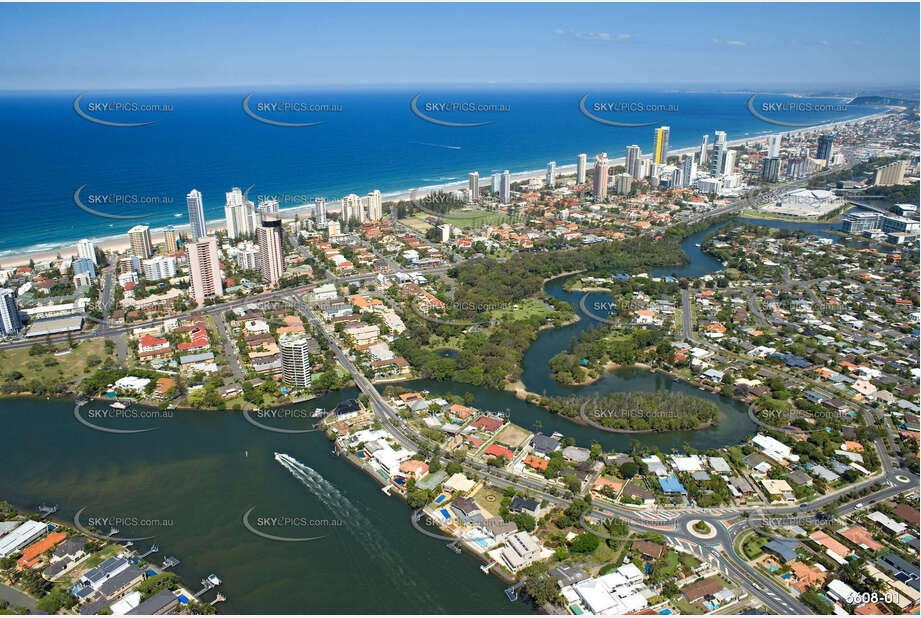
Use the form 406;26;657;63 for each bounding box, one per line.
687;519;718;540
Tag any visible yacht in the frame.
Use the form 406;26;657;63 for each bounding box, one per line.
109;401;127;409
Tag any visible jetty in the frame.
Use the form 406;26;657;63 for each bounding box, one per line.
138;545;159;559
480;560;497;574
37;504;58;520
161;556;180;570
505;581;525;601
195;574;222;596
210;594;226;606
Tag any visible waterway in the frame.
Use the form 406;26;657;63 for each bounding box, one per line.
0;214;855;613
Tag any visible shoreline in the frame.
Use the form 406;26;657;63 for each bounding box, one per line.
0;109;891;268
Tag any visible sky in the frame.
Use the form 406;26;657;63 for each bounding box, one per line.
0;3;918;91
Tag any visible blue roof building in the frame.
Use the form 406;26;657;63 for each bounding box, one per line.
658;474;687;495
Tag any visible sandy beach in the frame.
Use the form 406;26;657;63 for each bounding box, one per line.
0;109;892;269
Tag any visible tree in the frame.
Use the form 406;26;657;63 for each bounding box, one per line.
524;572;561;607
570;533;600;553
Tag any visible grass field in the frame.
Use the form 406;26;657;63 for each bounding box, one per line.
0;339;106;385
488;298;554;323
472;485;503;518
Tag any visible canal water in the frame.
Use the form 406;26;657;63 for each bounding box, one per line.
0;214;853;613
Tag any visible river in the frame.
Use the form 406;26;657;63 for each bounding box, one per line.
0;214;853;613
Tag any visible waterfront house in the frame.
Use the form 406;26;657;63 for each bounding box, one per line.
126;588;179;615
499;531;542;572
398;459;429;480
449;497;483;526
98;566;145;600
0;521;48;558
531;432;560;455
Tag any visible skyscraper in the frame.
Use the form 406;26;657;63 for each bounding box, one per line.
714;130;727;146
762;157;781;182
491;173;501;194
186;189;207;241
653;126;670;164
680;154;696;188
592;153;610;200
188;236;223;305
468;172;480;202
341;194;362;224
315;198;327;226
546;161;556;188
625;145;641;180
77;239;97;265
816;134;834;164
142;256;177;281
767;134;781;159
127;225;152;259
257;216;285;286
364;190;383;221
576;154;587;184
699;135;710;165
720;149;737;176
280;334;312;388
224;187;260;240
0;288;22;335
163;227;179;254
500;170;511;204
614;173;633;195
872;160;907;186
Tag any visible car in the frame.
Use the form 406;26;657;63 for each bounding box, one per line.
855;502;864;509
800;503;809;509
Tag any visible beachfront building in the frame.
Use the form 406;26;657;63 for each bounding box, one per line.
315;197;327;226
363;190;383;221
500;170;511;204
546;161;556;188
653;126;670;164
0;288;23;335
280;334;311;389
163;226;179;254
259;199;279;215
127;225;152;259
188;236;223;305
816;134;834;165
186;189;207;241
468;172;479;202
576;153;587;184
257;216;285;286
77;238;97;265
341;194;362;224
224;186;260;240
593;152;610;200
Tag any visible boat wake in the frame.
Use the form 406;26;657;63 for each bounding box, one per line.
273;453;443;610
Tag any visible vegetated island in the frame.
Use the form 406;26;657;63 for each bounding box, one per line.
539;391;719;433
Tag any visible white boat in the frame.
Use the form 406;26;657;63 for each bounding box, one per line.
312;408;327;418
207;574;222;586
110;401;127;409
695;243;701;247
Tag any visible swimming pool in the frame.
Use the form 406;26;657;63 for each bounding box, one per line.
440;508;451;519
434;493;447;504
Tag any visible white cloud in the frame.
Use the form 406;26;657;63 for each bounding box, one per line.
726;40;747;46
555;29;631;42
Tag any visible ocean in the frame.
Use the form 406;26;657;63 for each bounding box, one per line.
0;87;884;256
